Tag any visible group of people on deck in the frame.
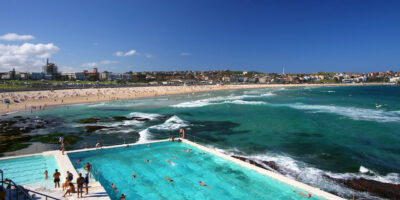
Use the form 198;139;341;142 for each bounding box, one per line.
47;161;92;198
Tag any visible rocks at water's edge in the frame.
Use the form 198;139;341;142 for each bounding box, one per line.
232;155;400;200
323;175;400;200
85;125;107;133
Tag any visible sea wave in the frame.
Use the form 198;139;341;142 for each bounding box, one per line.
226;100;266;105
171;94;268;108
285;103;400;123
128;112;162;120
216;148;399;199
137;115;189;142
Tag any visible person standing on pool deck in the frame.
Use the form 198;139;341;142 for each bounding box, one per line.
61;142;65;155
77;173;85;198
84;173;89;195
84;162;92;178
53;169;61;188
180;128;185;139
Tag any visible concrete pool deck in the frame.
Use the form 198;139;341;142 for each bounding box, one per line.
1;139;345;200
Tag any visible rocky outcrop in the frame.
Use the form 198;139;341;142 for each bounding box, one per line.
323;175;400;200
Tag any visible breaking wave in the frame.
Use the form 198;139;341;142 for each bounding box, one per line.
285;103;400;123
128;112;162;120
137;115;189;142
171;94;269;108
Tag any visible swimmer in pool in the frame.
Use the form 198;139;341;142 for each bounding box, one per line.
171;156;178;159
145;159;151;163
166;159;176;166
292;189;311;198
184;149;192;153
199;181;211;189
75;159;81;165
164;177;174;183
111;183;117;192
132;172;136;179
146;144;151;147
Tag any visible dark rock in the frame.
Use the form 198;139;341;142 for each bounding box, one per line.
112;116;129;121
324;175;400;199
232;155;282;173
85;125;107;133
77;118;100;124
113;116;150;122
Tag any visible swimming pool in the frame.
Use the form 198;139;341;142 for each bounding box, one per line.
0;155;59;189
69;141;326;200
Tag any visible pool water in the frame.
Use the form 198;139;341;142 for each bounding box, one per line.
69;142;324;200
0;155;59;189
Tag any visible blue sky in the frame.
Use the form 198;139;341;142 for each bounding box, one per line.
0;0;399;73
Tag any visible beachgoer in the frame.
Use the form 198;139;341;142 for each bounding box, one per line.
67;171;74;181
126;144;130;148
84;162;92;178
177;139;182;143
75;159;81;165
171;156;178;159
145;159;151;163
96;142;101;149
77;173;85;198
62;177;69;191
180;128;185;139
120;193;126;200
53;169;61;188
199;181;211;189
44;170;48;179
61;142;65;155
166;159;176;166
59;136;64;144
132;172;136;179
164;177;174;183
63;181;75;197
171;135;175;142
84;173;89;195
111;183;117;192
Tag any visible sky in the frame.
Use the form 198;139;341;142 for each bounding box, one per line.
0;0;399;73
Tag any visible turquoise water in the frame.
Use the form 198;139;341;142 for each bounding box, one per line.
0;155;59;189
69;141;322;200
5;85;400;198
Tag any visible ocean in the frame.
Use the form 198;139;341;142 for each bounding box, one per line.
3;85;400;199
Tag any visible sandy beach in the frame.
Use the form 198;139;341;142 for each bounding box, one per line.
0;83;382;115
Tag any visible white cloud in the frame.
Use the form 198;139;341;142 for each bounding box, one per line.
81;62;97;67
81;60;119;68
114;49;137;57
100;60;118;65
145;53;152;58
0;43;59;72
0;33;35;41
180;52;191;56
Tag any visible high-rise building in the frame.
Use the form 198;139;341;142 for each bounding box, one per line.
42;58;58;75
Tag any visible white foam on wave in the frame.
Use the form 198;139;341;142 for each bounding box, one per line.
171;94;267;108
128;112;162;120
285;103;400;123
226;100;266;105
216;148;399;198
261;92;276;96
137;115;189;142
151;115;188;130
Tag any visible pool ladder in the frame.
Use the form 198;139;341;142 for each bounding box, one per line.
0;169;60;200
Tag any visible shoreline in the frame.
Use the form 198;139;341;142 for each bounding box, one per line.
0;83;385;115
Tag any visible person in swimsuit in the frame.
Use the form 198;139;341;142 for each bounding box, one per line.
164;177;174;183
132;172;136;179
111;183;117;192
199;181;211;189
44;170;48;179
63;181;75;197
77;173;85;198
120;193;126;200
84;162;92;178
166;159;176;166
145;159;151;163
84;173;89;195
53;169;61;188
75;159;81;165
